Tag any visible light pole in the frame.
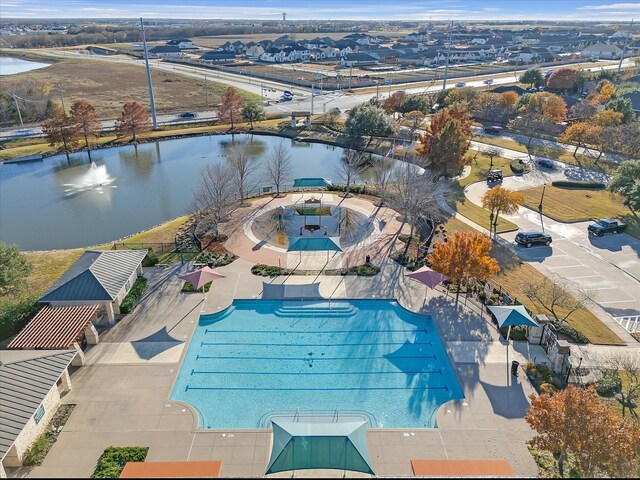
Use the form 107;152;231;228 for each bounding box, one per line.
57;84;66;112
140;17;158;130
538;183;546;232
375;81;380;102
204;74;208;109
311;83;314;115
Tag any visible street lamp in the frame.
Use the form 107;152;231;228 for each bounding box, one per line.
538;183;547;232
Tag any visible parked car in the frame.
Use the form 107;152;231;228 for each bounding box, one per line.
487;169;503;182
178;112;197;118
484;125;503;135
483;78;494;85
537;158;556;170
515;231;553;248
280;95;292;102
587;219;628;236
454;82;466;87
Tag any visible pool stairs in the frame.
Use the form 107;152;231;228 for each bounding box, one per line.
260;409;376;428
273;301;358;318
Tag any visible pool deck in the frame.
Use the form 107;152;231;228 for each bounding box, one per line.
11;258;543;479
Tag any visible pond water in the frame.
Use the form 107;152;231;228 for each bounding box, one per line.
0;57;51;75
0;134;396;250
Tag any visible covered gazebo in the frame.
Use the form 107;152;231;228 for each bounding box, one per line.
287;236;342;263
292;178;332;190
266;420;374;475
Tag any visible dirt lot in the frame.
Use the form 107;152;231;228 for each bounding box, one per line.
0;56;255;118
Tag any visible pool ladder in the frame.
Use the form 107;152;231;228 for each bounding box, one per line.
332;409;339;422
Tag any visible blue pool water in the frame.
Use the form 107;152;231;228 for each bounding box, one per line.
171;299;463;429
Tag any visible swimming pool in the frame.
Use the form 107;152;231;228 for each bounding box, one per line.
171;299;463;429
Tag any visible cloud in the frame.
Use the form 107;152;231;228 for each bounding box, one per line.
579;2;640;10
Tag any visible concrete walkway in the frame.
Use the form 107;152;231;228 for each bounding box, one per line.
11;255;541;478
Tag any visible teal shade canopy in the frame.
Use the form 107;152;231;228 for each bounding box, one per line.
287;237;343;252
487;305;539;329
266;420;375;475
292;178;332;188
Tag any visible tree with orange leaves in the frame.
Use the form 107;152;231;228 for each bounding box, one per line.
382;91;406;115
546;68;578;92
114;101;151;143
417;105;472;176
587;79;616;105
501;90;519;108
70;99;100;150
525;92;567;122
481;186;524;234
428;231;499;300
592;109;623;127
526;385;640;478
559;121;599;157
217;87;244;128
42;103;79;156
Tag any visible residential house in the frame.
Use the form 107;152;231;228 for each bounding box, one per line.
343;33;373;45
319;46;340;59
38;250;148;323
509;47;538;63
245;43;265;58
333;41;359;57
582;42;622;59
166;38;195;49
405;30;429;42
147;45;183;58
622;91;640;117
340;53;379;67
200;51;236;63
230;40;245;54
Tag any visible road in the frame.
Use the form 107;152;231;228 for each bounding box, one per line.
0;49;630;140
463;158;640;343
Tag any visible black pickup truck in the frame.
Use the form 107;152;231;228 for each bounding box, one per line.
587;219;628;236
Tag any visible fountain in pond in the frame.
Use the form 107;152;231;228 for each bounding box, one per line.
63;162;116;196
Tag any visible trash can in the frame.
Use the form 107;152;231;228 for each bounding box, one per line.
511;360;520;376
365;255;371;264
207;262;214;269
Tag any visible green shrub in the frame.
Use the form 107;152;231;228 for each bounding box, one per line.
181;281;211;293
595;369;622;397
119;277;148;315
91;446;149;478
526;361;565;392
553;321;589;344
510;159;525;174
551;180;606;189
251;264;284;276
23;433;53;466
193;251;237;267
0;294;42;342
142;249;159;267
327;184;372;195
356;264;380;276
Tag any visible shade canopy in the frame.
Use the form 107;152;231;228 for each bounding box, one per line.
179;266;225;290
487;305;539;329
266;420;374;475
292;178;332;188
405;266;448;289
287;237;343;253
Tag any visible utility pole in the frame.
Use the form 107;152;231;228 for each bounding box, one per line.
11;93;24;127
204;74;209;108
140;17;158;130
57;84;66;112
376;81;379;102
618;18;634;74
442;20;453;90
311;83;314;115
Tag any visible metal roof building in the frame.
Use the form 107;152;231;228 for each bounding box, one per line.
39;250;147;323
0;350;76;473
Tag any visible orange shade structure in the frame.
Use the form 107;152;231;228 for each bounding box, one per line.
411;459;515;477
120;461;222;478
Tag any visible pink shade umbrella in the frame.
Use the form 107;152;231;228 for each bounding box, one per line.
179;266;226;296
405;266;448;289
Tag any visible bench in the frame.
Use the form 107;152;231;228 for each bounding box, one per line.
156;263;170;269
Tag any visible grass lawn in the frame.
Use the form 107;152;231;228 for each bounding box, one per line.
445;151;519;233
444;216;624;345
0;56;258;119
474;135;619;175
519;186;640;239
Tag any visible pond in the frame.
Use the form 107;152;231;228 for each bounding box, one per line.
0;56;51;76
0;134;398;251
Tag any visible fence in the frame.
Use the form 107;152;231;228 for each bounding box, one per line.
110;241;198;255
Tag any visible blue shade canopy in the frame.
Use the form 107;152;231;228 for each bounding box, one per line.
292;178;332;188
287;237;343;252
488;305;539;329
266;420;374;475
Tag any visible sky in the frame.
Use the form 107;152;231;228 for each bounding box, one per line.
1;0;639;21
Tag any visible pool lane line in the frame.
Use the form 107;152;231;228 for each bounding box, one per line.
189;369;443;375
194;354;438;361
199;341;433;347
185;385;450;391
204;328;428;334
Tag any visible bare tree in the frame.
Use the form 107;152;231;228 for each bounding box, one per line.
595;353;640;418
371;156;392;206
265;140;292;197
337;149;368;197
228;141;261;206
385;163;446;239
522;275;591;323
482;146;503;170
191;163;236;242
